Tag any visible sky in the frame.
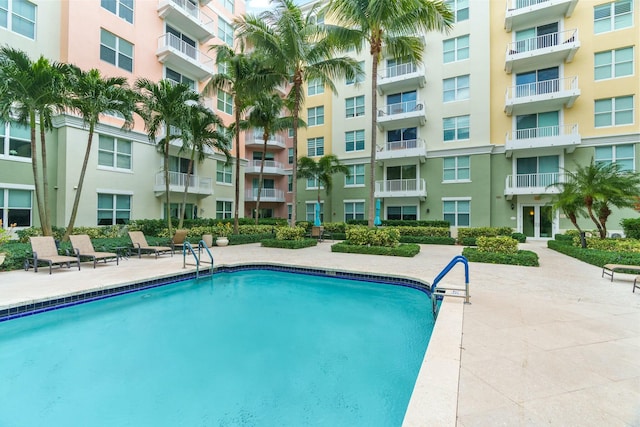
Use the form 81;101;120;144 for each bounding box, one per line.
245;0;307;13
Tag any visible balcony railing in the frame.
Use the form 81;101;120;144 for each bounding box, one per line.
505;29;579;73
507;29;577;55
506;76;577;99
381;62;418;79
245;130;286;149
374;178;427;199
505;76;579;115
376;138;427;161
156;33;214;78
245;188;285;202
505;124;580;155
158;0;215;42
505;172;563;194
155;171;213;194
248;160;284;169
379;100;424;116
505;0;577;32
510;124;575;140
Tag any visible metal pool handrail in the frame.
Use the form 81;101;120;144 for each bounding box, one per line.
197;240;214;274
430;255;470;318
182;241;215;279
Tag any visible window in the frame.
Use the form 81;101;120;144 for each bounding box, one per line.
288;175;293;192
165;67;195;90
288;148;294;164
345;164;365;186
346;61;365;85
167;203;195;220
346;96;365;118
1;0;36;39
308;78;324;96
595;144;635;171
443;156;470;182
345;130;365;152
386;128;417;150
516;111;560;139
595;47;634;80
514;23;559;53
219;0;234;13
307;106;324;126
305;201;324;222
306;177;324;189
595;96;634;127
443;200;470;226
307;137;324;157
386;91;417;114
101;0;133;23
443;115;470;141
594;0;632;34
445;0;469;22
216;160;232;184
216;200;232;219
288;128;294;138
387;206;417;220
443;35;469;63
287;204;292;221
386;165;416;185
97;193;130;225
217;90;233;115
0;188;32;227
218;19;234;47
516;156;559;187
100;29;133;72
98;135;131;170
0;120;31;159
344;201;365;221
443;75;470;102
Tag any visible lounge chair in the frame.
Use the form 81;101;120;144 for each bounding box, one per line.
128;231;173;258
27;236;81;274
69;234;119;268
171;229;189;252
601;263;640;282
634;276;640;293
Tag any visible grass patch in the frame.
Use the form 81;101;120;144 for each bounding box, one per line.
330;242;420;257
261;238;318;249
462;247;539;266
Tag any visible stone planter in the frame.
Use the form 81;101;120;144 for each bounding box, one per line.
202;234;213;247
216;237;229;247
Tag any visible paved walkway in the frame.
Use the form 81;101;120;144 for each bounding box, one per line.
0;241;639;425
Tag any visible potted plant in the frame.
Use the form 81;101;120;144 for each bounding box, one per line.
215;222;232;247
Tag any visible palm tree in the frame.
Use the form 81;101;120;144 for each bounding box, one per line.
0;48;72;236
62;68;136;241
176;103;231;229
550;180;586;234
326;0;454;226
235;0;361;226
135;78;200;236
297;154;350;224
244;93;294;224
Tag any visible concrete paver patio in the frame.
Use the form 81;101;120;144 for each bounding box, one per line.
1;241;639;425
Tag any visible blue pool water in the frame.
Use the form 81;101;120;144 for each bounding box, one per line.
0;270;433;426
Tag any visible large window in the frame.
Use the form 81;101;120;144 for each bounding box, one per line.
443;35;469;63
516;111;559;139
445;0;469;22
101;0;133;23
307;137;324;157
98;135;131;170
306;177;323;190
216;200;232;219
166;67;195;90
443;75;470;102
443;115;470;141
168;203;195;220
345;130;365;152
0;120;31;159
307;106;324;126
345;164;365;186
594;0;632;34
443;200;469;226
514;23;558;52
595;96;634;127
216;160;232;184
344;201;365;221
346;61;365;85
288;175;293;192
97;193;130;225
218;19;234;46
217;90;233;115
387;205;417;220
346;96;365;118
387;127;417;150
288;148;294;164
0;188;32;227
594;47;634;80
308;78;324;96
219;0;234;13
595;144;635;171
0;0;36;39
443;156;470;182
100;29;133;72
386;91;417;114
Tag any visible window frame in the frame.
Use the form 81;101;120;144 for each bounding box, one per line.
443;35;470;63
443;156;471;182
594;95;634;127
443;115;470;141
345;95;365;118
216;160;232;184
218;19;234;47
100;28;133;72
594;46;634;80
97;135;132;171
0;187;33;227
305;201;324;222
443;199;470;227
345;130;365;152
1;0;36;39
345;164;365;187
97;192;131;226
443;74;470;102
101;0;133;24
308;78;324;96
595;144;635;172
344;200;365;222
346;61;365;85
217;90;233;115
307;137;324;157
216;200;233;219
594;0;633;34
307;106;325;127
0;120;31;161
445;0;469;22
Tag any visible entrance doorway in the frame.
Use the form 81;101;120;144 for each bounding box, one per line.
521;205;553;238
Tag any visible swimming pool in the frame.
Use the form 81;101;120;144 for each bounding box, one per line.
0;268;434;426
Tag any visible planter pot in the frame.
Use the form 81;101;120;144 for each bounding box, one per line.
202;234;213;247
216;237;229;247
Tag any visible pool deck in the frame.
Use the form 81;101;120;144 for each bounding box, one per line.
1;241;639;426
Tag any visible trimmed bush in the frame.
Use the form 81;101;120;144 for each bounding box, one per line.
345;226;400;247
582;237;640;252
621;218;640;239
399;236;456;245
323;222;346;233
276;226;306;241
261;238;318;249
547;239;640;268
511;232;526;243
229;233;273;245
554;233;574;243
395;226;450;238
346;219;450;228
477;236;518;254
462;247;539;266
457;227;513;244
331;242;420;257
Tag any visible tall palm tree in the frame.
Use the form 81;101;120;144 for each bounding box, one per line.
176;103;231;229
297;154;350;223
0;48;72;236
62;68;136;241
135;78;200;236
550;180;586;234
235;0;360;226
326;0;453;226
244;93;294;224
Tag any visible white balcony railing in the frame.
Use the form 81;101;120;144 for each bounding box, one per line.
505;172;563;190
509;124;577;141
245;130;286;149
157;33;214;68
155;171;213;193
379;100;424;116
506;76;578;99
374;179;427;198
248;160;284;170
508;0;551;9
245;188;285;201
506;29;577;55
381;62;418;79
383;138;423;151
170;0;200;19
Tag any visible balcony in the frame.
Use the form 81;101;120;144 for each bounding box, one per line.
244;160;286;175
245;188;286;202
505;29;579;74
245;130;287;150
504;172;563;197
154;171;213;196
374;178;427;199
376;139;427;162
377;100;426;130
505;124;580;156
377;63;425;95
505;0;577;32
157;0;215;42
504;76;580;115
156;33;214;81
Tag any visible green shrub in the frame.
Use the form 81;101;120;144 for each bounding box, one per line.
395;226;450;237
511;232;526;243
345;226;400;247
462;247;539;266
229;233;273;245
477;236;518;254
460;237;477;246
276;226;306;241
295;221;312;231
554;233;574;243
331;242;420;257
345;219;450;228
323;222;346;233
16;226;65;243
621;218;640;239
0;242;31;271
457;226;513;244
261;238;318;249
238;224;276;235
127;219;165;236
547;239;640;267
582;237;640;252
399;236;456;245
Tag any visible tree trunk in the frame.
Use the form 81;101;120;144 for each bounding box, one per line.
178;148;195;230
254;130;269;225
164;135;173;236
233;105;241;234
29;112;46;236
290;75;301;228
584;198;603;238
369;39;381;228
39;118;52;236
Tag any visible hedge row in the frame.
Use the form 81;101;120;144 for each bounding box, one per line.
462;247;539;266
261;238;318;249
346;219;450;228
331;242;420;257
547;239;640;268
399;236;456;245
457;227;514;244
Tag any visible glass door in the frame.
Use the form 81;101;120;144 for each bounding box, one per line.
521;204;554;238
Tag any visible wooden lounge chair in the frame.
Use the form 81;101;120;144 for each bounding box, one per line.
128;231;173;258
171;229;189;252
69;234;119;268
633;276;640;293
601;263;640;282
27;236;81;274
